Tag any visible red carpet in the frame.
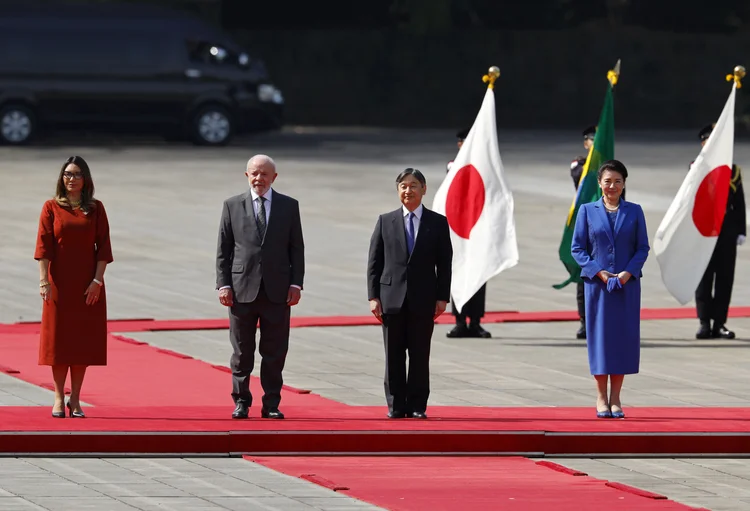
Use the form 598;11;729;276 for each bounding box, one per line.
1;405;749;455
2;305;748;333
245;456;706;510
2;331;750;456
0;333;333;407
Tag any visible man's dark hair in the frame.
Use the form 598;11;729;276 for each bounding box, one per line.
597;159;628;181
396;168;426;186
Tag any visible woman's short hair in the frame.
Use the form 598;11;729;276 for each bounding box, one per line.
597;159;628;181
396;168;426;186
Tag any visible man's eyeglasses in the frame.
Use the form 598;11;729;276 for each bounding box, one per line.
63;172;83;180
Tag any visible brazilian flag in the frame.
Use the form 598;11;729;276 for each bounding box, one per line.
553;79;615;289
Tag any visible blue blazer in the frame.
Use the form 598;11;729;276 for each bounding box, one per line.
571;198;650;280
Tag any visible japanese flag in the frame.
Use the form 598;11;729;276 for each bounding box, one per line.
654;84;736;304
432;88;518;312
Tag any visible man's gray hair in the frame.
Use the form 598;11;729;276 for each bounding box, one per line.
247;154;276;171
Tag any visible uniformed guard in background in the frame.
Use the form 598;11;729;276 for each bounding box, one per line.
570;126;596;339
694;123;746;339
447;128;491;338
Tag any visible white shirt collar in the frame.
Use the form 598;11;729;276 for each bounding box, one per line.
402;204;423;219
250;187;273;202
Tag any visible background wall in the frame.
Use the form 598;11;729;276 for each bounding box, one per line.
232;29;750;132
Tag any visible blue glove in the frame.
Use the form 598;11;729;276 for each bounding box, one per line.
607;276;623;293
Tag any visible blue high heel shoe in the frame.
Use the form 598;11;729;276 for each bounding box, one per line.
610;407;625;419
596;409;612;419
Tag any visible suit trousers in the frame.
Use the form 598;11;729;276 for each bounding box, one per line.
229;284;290;409
451;284;486;323
696;233;737;326
382;299;434;413
576;281;585;320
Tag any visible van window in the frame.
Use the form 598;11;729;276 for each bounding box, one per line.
0;26;180;74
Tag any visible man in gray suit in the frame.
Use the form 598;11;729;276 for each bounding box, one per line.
216;155;305;419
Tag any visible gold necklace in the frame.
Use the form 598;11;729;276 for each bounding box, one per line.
69;198;81;208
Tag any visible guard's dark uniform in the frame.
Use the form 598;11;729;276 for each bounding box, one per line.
570;154;587;338
447;128;491;339
570;125;597;339
694;125;746;339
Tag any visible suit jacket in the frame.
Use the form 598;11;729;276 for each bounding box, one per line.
571;198;650;281
216;189;305;304
367;207;452;315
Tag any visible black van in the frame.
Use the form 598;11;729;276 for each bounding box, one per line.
0;2;284;145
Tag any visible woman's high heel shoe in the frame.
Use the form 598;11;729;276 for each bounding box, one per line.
51;405;65;419
66;401;85;418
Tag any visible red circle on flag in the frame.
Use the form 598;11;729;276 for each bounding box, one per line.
446;164;485;239
692;165;732;237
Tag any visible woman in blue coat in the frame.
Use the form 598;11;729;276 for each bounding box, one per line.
571;160;650;419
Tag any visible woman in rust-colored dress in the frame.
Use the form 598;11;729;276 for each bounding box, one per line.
34;156;113;418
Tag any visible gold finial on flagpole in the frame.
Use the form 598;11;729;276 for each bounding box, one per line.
726;65;745;88
482;66;500;89
607;59;621;87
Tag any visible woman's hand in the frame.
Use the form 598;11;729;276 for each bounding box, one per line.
618;271;632;285
597;270;617;283
84;281;102;305
40;282;50;302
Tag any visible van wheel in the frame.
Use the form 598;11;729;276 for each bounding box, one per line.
191;105;233;146
0;104;36;145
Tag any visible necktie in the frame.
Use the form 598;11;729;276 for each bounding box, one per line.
256;197;267;241
406;212;415;255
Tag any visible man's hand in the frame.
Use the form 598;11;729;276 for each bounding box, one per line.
739;234;746;246
218;288;234;307
287;286;301;306
597;270;617;283
370;298;383;323
434;300;447;320
617;271;632;285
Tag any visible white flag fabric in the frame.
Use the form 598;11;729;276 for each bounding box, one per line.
432;88;519;312
654;84;736;304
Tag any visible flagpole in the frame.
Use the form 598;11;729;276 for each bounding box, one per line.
726;65;745;88
482;66;500;89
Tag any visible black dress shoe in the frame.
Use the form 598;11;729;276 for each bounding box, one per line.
446;324;470;338
576;322;587;340
713;325;736;339
387;409;407;419
468;323;491;338
696;323;713;339
232;403;249;419
411;411;427;419
261;408;285;419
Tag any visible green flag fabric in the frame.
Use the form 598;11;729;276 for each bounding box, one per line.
553;82;615;289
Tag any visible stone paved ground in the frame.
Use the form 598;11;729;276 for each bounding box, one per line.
2;129;750;510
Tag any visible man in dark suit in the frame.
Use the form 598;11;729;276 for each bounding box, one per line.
216;154;305;419
367;168;452;419
570;125;597;340
446;128;490;338
694;124;746;339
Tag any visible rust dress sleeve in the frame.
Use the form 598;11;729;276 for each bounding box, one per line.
95;201;114;263
34;200;55;261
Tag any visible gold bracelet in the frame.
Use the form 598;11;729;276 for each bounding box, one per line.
40;282;50;287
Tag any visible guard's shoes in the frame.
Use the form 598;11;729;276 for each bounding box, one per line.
232;403;249;419
387;409;407;419
696;323;713;339
576;322;587;340
712;325;736;339
411;411;427;419
468;323;491;338
446;324;470;338
261;408;285;419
